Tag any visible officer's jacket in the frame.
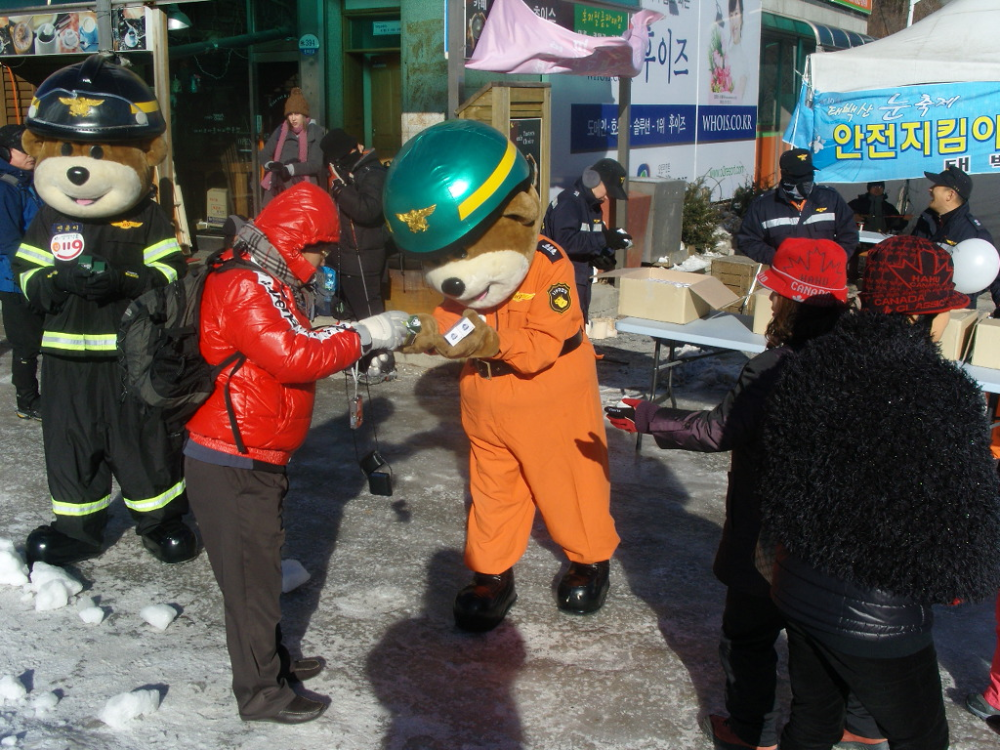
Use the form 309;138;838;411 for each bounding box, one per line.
912;201;994;247
736;185;858;265
14;198;185;358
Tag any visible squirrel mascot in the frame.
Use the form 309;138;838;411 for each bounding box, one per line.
13;54;197;567
385;120;619;632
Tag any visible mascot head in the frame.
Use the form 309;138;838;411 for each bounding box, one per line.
22;54;167;219
384;119;540;311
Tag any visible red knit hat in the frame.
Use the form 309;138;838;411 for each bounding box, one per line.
756;238;848;306
860;235;969;314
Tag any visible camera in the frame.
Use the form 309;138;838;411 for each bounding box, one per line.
359;450;392;496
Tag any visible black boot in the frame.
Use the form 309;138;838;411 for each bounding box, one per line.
557;560;610;614
453;568;517;632
25;525;102;568
141;520;199;563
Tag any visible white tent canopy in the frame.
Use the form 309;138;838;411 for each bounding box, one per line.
807;0;1000;93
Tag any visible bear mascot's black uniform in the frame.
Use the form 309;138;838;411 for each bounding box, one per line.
14;54;198;567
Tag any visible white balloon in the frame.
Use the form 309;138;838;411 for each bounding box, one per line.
950;238;1000;295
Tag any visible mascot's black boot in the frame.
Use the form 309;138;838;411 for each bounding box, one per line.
25;525;102;568
557;560;610;614
454;568;517;632
141;520;199;564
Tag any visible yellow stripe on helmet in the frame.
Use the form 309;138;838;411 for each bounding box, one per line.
457;140;517;221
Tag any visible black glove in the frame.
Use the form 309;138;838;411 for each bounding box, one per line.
265;160;291;182
604;400;640;433
603;227;633;250
591;252;617;272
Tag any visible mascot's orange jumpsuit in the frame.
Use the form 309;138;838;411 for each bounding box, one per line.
433;238;619;575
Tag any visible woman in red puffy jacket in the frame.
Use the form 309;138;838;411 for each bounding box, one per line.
184;182;410;724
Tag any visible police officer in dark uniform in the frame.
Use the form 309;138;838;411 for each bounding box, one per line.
913;166;997;309
737;149;858;265
541;158;631;323
13;56;197;567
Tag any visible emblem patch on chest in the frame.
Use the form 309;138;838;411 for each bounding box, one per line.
548;283;571;313
51;231;85;261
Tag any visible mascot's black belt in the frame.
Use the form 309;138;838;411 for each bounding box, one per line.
472;330;583;379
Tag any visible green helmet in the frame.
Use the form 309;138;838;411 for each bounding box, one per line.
384;119;531;258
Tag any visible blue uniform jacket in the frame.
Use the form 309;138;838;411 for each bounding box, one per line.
0;159;41;293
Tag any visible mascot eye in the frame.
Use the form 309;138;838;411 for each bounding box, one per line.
60;143;73;156
88;146;104;160
503;212;534;226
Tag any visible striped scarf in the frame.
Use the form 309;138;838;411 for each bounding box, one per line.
234;222;315;315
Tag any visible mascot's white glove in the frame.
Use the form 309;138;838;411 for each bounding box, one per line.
354;310;412;353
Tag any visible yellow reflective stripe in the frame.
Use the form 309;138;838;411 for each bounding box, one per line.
133;100;160;114
42;331;117;352
53;495;112;516
458;140;517;221
124;479;186;513
149;260;178;283
144;238;182;264
16;243;54;267
20;267;43;290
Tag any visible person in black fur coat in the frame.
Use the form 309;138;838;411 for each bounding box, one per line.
759;234;1000;750
606;238;885;750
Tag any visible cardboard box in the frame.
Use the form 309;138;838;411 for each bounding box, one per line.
751;288;774;334
617;267;739;324
711;255;768;297
206;188;231;226
938;309;981;361
971;318;1000;369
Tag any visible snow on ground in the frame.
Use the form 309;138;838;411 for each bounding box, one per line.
0;331;998;749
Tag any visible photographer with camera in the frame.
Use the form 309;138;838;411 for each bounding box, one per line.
542;158;631;323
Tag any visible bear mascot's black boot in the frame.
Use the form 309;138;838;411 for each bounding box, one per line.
557;560;610;614
140;520;199;564
25;525;102;568
454;568;517;632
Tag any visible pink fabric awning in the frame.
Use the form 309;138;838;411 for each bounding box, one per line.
466;0;664;78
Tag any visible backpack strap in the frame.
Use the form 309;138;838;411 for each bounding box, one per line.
0;173;18;187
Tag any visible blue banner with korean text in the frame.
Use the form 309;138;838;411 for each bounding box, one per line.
784;81;1000;181
571;103;751;152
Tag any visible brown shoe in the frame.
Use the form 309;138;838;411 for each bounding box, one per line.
288;657;325;682
243;695;328;724
700;714;777;750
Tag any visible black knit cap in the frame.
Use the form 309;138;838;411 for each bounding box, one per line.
321;128;360;163
0;124;25;155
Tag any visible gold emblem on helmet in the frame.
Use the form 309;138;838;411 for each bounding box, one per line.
59;97;105;117
396;205;436;233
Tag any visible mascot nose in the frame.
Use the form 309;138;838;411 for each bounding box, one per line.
441;278;465;297
67;167;90;186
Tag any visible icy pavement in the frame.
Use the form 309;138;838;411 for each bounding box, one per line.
0;331;997;749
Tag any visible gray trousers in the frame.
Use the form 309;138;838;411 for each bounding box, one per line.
184;456;296;719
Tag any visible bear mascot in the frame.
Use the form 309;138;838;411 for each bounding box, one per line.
385;120;619;632
13;54;197;567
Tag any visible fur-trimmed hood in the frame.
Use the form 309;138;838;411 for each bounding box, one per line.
760;310;1000;604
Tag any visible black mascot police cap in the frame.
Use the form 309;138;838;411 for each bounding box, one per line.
26;54;166;142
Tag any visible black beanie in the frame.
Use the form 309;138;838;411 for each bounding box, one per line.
321;128;359;163
0;124;25;157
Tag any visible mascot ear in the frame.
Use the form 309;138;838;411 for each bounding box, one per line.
21;130;44;159
143;136;168;167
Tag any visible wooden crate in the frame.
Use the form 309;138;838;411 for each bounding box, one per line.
710;255;767;297
384;268;442;315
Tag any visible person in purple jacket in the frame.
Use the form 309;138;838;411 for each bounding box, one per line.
605;238;885;750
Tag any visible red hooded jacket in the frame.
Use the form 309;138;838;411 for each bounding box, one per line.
186;183;361;465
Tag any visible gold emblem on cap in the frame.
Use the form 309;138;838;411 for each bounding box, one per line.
396;205;436;233
796;154;808;161
59;97;104;117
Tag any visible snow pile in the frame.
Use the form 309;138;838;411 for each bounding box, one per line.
671;254;711;273
140;604;177;631
0;675;26;705
78;597;106;625
0;539;28;587
29;563;83;612
281;559;311;593
31;691;59;716
98;689;161;729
